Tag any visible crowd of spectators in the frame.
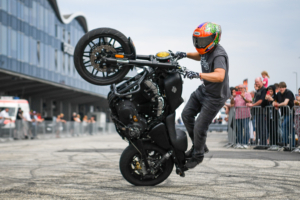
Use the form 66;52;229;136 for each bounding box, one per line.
224;71;300;150
0;108;97;140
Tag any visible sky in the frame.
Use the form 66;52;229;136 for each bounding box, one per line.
58;0;300;101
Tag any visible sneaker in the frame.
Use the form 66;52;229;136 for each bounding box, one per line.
185;153;204;169
235;144;243;149
243;145;248;149
185;144;209;159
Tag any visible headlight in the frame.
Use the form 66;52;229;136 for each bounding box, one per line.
156;51;171;60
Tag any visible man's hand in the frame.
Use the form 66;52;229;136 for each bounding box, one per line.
175;51;187;60
184;70;200;79
246;103;253;108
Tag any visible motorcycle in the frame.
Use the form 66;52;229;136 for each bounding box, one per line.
74;28;189;186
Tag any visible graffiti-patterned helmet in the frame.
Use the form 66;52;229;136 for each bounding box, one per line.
193;22;222;55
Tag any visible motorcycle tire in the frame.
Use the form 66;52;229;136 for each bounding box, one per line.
119;143;174;186
73;28;131;85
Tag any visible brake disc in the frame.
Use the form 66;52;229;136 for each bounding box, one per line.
90;45;117;72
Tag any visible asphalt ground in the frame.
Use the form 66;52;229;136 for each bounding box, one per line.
0;132;300;199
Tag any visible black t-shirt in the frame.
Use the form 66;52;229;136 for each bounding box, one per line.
200;44;230;101
277;89;295;115
254;86;267;107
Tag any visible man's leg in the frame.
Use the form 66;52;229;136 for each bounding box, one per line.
186;101;222;168
181;92;202;140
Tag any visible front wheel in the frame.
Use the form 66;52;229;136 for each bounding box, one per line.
119;143;174;186
73;28;132;85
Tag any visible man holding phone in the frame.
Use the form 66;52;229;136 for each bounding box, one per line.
234;85;252;147
176;22;230;169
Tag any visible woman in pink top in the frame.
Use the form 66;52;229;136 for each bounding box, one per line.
261;71;270;88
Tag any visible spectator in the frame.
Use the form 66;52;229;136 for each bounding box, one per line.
247;77;268;146
234;84;252;146
23;111;32;139
250;91;255;102
265;85;279;146
74;114;81;136
0;108;11;137
56;114;66;138
274;82;295;147
82;115;89;133
88;116;96;135
294;88;300;146
261;71;270;88
14;108;23;139
70;112;76;136
31;111;44;139
274;83;279;94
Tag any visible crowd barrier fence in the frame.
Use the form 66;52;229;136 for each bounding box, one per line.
227;106;300;151
0;120;117;141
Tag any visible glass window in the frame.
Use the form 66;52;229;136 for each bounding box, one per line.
11;29;17;59
1;25;7;56
1;0;8;12
31;37;37;66
24;4;29;23
17;32;22;61
7;28;11;57
68;55;70;74
17;0;21;19
32;1;37;27
68;32;70;44
36;2;40;29
55;24;57;37
55;49;57;69
23;34;29;63
39;5;44;31
44;7;48;32
62;52;65;72
37;41;40;65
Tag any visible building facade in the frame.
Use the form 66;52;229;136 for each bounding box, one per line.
0;0;110;120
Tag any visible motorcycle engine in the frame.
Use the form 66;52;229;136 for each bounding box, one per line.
116;100;147;138
114;79;164;139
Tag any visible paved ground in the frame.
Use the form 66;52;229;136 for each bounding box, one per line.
0;132;300;199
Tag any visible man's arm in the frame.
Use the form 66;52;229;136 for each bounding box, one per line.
201;68;225;83
186;52;201;61
277;99;289;107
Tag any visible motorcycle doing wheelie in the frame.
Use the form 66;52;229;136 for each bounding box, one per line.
74;28;190;186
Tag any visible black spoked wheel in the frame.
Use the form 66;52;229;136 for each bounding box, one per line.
120;143;174;186
73;28;132;85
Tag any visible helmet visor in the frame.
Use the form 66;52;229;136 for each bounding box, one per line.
193;34;216;49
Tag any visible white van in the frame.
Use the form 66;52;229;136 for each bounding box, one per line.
0;97;30;129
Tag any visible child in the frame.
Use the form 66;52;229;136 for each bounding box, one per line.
261;71;270;88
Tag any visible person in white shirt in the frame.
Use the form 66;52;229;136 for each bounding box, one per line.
0;108;11;137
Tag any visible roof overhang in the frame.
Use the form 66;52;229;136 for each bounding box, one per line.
48;0;88;33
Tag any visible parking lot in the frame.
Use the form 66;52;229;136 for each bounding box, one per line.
0;132;300;199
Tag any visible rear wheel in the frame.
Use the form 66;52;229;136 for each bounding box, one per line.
73;28;131;85
119;143;174;186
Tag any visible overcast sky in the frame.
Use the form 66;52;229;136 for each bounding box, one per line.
58;0;300;100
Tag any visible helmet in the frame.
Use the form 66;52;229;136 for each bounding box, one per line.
193;22;222;55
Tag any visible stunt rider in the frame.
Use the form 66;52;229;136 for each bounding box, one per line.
176;22;230;169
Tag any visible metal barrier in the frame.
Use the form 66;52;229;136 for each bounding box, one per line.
0;120;117;141
228;106;296;151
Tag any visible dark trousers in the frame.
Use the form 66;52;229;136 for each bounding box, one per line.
181;87;225;154
267;110;279;146
255;114;267;146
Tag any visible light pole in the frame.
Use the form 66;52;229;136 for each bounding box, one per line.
293;71;298;94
